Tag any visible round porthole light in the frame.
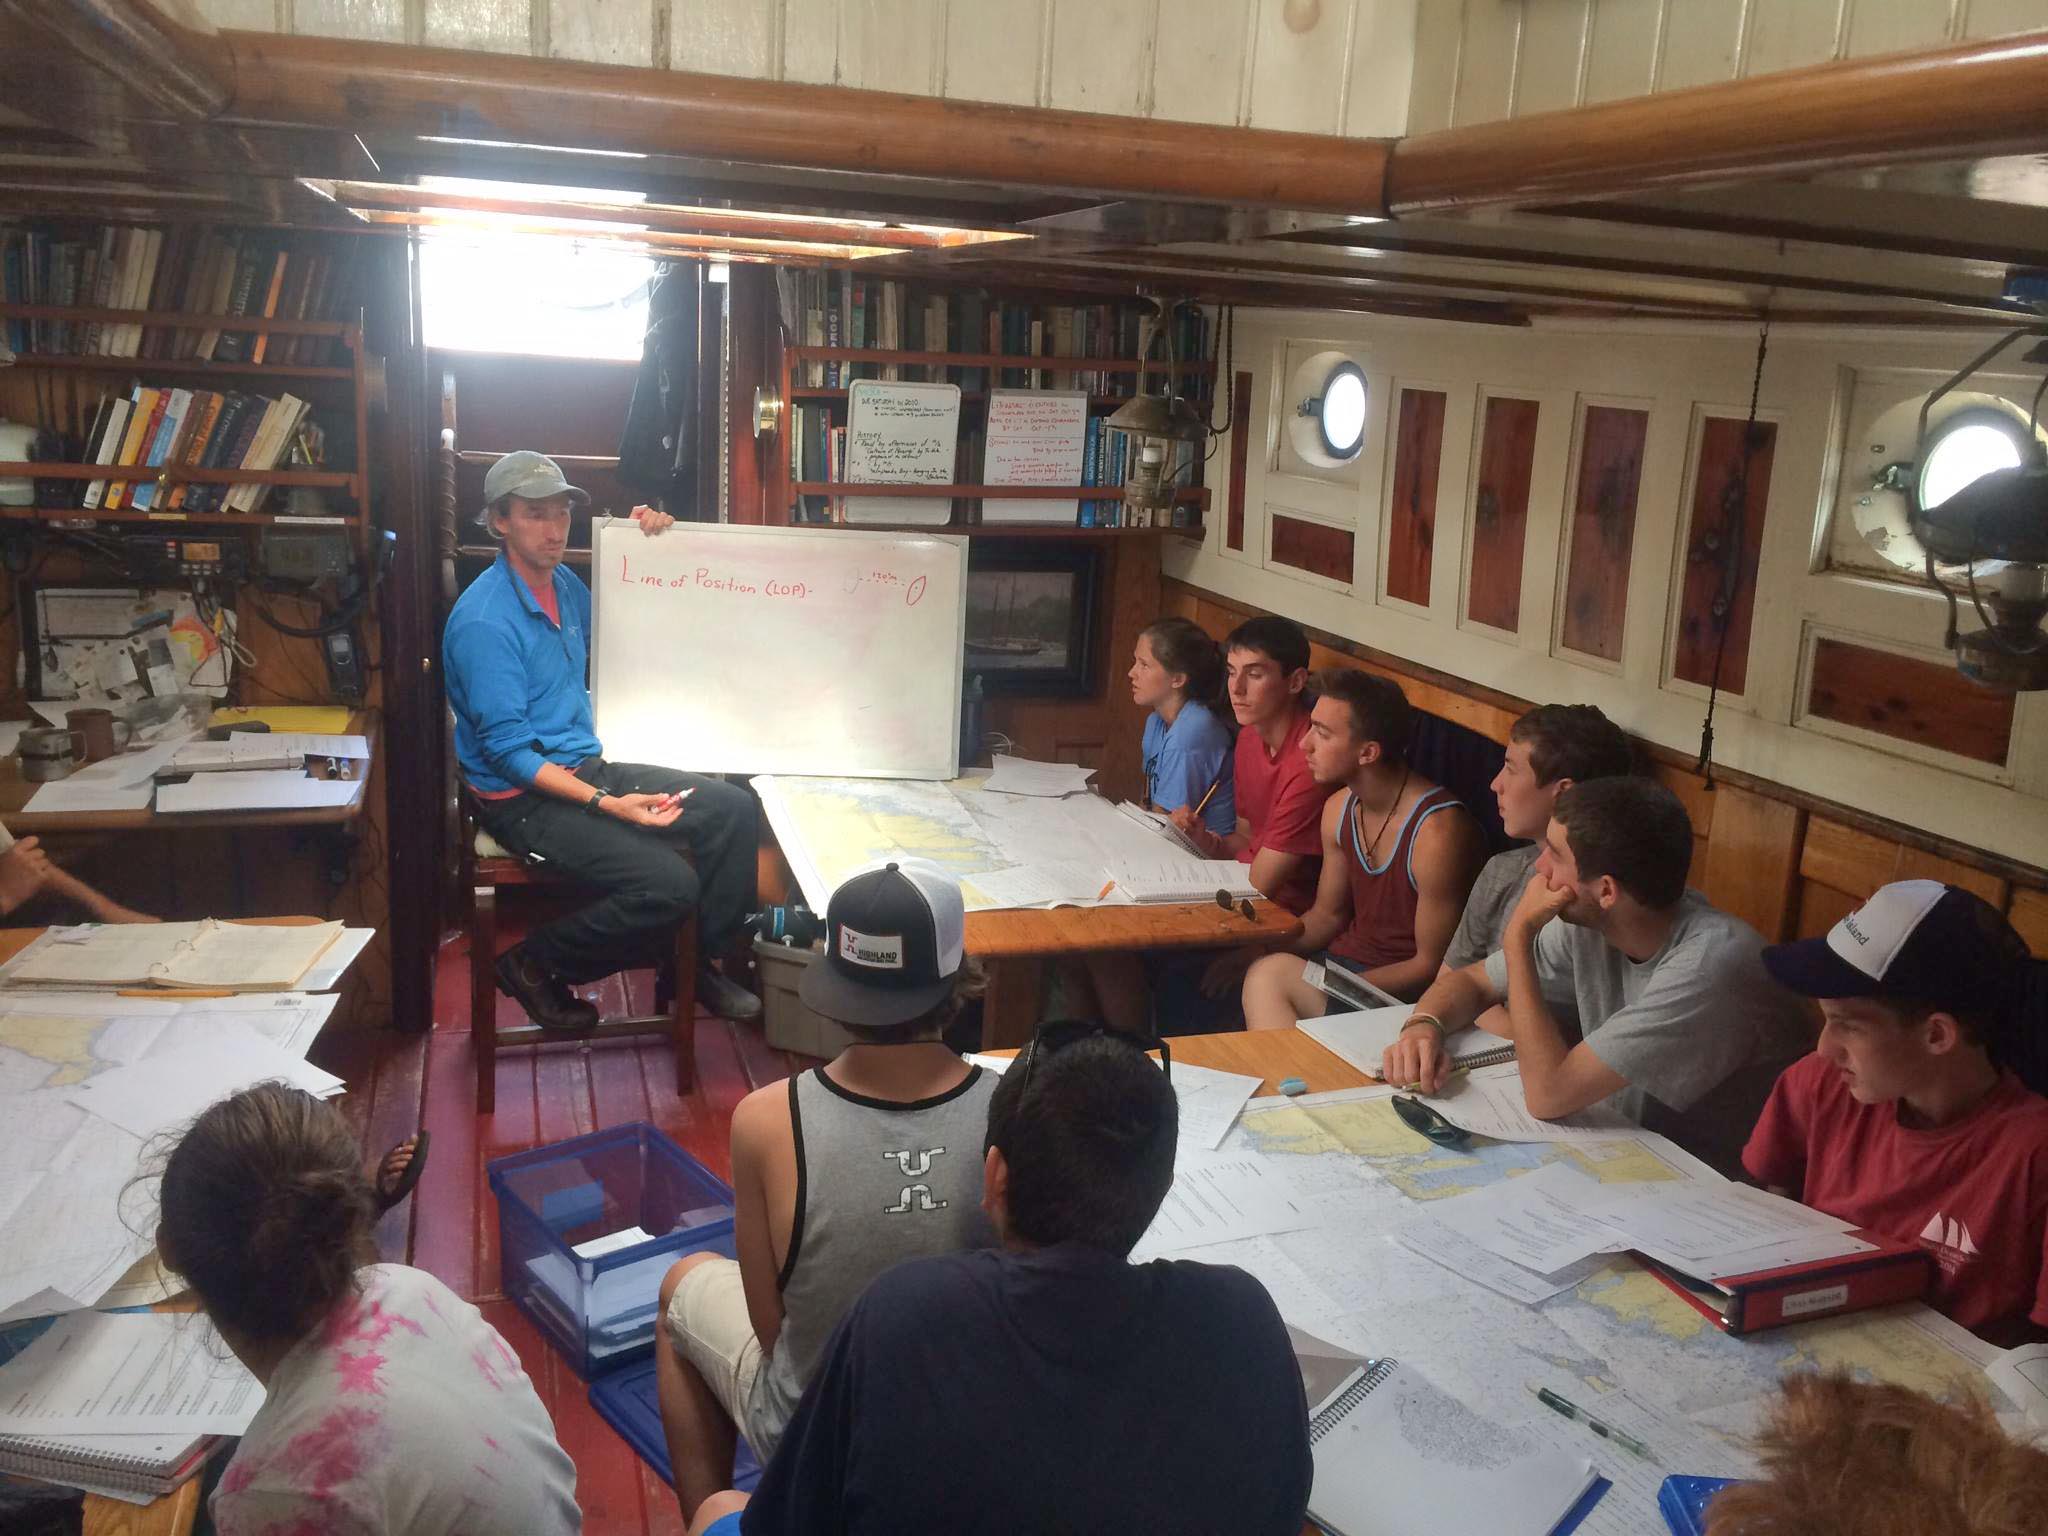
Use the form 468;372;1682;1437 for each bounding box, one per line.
1918;409;2025;511
1305;362;1368;461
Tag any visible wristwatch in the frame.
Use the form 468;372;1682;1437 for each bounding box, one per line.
583;788;608;816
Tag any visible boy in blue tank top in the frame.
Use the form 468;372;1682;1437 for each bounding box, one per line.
655;862;997;1523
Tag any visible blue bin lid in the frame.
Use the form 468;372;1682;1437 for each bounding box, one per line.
588;1356;761;1493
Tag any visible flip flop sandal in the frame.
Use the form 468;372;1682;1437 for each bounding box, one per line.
374;1129;432;1215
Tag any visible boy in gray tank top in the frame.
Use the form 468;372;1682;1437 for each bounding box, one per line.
655;862;996;1524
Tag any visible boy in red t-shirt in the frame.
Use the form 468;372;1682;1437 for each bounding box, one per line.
1745;880;2048;1343
1172;615;1334;915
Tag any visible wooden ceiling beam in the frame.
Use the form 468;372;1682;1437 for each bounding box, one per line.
1388;30;2048;212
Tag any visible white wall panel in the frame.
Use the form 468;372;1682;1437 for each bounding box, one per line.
1247;0;1358;133
1044;0;1156;116
1580;0;1661;101
1344;0;1420;134
671;0;780;76
782;0;842;83
1152;0;1251;126
1514;0;1593;114
1742;0;1847;76
942;0;1047;106
1843;0;1959;55
1405;0;1464;129
1450;0;1519;123
1961;0;2048;38
1654;0;1745;89
295;0;408;42
193;0;283;29
837;0;943;93
552;0;654;64
424;0;530;53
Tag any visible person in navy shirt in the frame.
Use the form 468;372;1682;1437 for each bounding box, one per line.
1132;616;1235;838
682;1029;1313;1536
443;451;759;1031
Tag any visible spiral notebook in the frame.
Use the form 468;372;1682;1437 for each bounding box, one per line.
1299;1002;1518;1080
0;1429;221;1496
1295;1332;1598;1536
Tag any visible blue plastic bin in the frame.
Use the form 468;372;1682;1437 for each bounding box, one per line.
488;1123;737;1379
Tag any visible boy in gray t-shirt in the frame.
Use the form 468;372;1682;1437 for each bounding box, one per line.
1384;778;1813;1175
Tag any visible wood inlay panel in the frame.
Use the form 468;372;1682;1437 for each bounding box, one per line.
1465;395;1540;632
1558;404;1648;661
1385;387;1446;606
1271;513;1354;583
1227;368;1251;552
1672;415;1777;694
1807;636;2015;766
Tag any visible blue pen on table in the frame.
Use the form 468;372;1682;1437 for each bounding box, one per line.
1531;1386;1654;1460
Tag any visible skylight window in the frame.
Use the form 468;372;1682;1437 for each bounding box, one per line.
420;234;653;361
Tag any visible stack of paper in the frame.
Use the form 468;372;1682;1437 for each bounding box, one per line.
982;755;1096;797
0;1312;260;1498
155;769;365;813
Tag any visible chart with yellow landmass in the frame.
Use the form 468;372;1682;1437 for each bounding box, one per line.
755;775;1010;911
0;1012;149;1094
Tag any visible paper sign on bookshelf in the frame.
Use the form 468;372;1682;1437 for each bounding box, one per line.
842;380;960;525
982;389;1087;524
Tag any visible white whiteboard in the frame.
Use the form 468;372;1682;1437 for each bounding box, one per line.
843;379;960;525
590;518;966;779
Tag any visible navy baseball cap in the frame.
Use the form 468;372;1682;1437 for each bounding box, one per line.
1762;880;2026;1017
799;862;965;1029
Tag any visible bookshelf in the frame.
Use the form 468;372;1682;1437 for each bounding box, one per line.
0;304;372;531
773;344;1217;531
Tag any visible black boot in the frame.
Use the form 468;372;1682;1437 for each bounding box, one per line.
493;945;600;1034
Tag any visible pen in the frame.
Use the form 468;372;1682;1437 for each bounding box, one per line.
1531;1386;1653;1460
1395;1062;1474;1093
119;987;235;998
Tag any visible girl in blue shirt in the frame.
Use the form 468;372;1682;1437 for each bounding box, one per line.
1131;617;1236;838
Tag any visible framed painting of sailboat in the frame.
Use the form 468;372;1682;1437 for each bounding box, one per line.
963;541;1100;698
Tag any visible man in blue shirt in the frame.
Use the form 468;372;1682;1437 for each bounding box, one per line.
444;451;759;1031
680;1029;1313;1536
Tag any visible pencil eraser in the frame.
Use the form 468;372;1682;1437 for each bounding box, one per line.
1277;1076;1307;1097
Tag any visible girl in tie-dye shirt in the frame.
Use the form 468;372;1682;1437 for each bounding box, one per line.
155;1084;581;1535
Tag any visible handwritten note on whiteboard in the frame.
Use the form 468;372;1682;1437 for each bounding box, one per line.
982;389;1087;524
843;380;962;526
590;519;967;779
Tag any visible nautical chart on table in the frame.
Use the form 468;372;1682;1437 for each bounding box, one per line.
1180;1090;2021;1536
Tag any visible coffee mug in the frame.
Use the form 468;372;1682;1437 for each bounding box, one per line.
19;726;85;781
65;708;130;763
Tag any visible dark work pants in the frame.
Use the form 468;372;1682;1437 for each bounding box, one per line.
474;761;758;985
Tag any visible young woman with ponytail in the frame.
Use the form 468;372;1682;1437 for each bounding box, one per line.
1131;617;1235;838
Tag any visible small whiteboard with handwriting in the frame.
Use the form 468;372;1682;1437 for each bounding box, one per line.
591;518;966;778
982;390;1087;524
843;380;961;526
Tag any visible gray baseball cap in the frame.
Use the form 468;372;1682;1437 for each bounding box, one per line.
482;451;590;511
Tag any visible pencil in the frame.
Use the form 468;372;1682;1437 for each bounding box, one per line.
118;987;236;998
1191;769;1226;819
1096;879;1117;901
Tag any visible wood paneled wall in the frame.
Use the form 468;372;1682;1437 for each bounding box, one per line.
1165;577;2048;957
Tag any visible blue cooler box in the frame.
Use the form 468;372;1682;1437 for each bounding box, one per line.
488;1123;738;1379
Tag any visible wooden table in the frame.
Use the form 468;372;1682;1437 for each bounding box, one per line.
0;712;376;833
965;899;1301;1049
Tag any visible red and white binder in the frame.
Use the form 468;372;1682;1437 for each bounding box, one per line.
1641;1230;1934;1334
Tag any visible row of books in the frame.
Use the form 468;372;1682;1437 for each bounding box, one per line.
72;386;319;514
789;404;1194;527
0;224;359;366
776;272;1213;396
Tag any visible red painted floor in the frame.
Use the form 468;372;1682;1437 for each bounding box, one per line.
308;930;815;1535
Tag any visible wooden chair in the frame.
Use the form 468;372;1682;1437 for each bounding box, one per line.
463;810;697;1113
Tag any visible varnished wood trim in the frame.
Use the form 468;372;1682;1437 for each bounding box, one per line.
216;31;1391;217
1466;396;1540;633
1387;31;2048;211
1806;636;2015;766
1671;417;1777;697
1270;515;1354;584
1226;370;1251;553
1558;404;1647;663
1385;388;1445;608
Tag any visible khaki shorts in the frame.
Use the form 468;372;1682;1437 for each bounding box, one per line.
663;1257;773;1451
